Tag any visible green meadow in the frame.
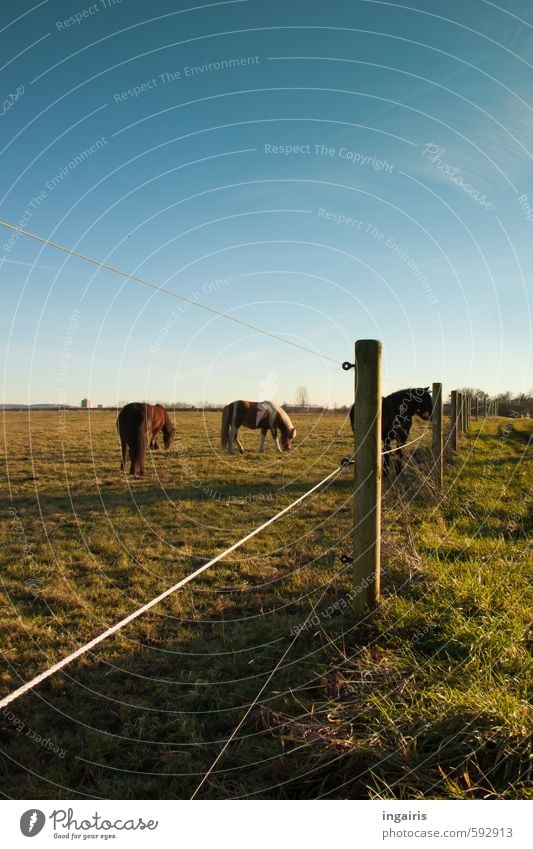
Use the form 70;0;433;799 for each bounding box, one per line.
0;410;531;799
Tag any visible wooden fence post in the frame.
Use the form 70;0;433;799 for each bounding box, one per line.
475;397;479;420
352;339;382;614
432;381;443;488
457;391;463;435
451;390;458;452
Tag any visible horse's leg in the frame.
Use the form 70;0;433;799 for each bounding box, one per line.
230;422;245;453
235;429;245;453
138;435;147;476
150;426;160;449
258;428;267;452
271;427;282;452
383;437;392;475
120;438;128;471
396;433;407;474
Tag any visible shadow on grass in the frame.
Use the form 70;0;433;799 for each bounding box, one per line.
0;574;376;799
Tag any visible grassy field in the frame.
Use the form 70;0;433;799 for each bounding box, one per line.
0;409;531;799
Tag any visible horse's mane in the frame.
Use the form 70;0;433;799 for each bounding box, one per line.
263;400;294;432
384;388;428;406
385;388;415;403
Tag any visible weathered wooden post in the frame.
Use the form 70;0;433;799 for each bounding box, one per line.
432;381;443;488
457;391;463;435
451;390;458;452
475;397;479;421
352;339;382;614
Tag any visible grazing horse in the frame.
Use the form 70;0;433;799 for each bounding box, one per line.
149;403;176;450
349;387;432;473
117;402;175;476
221;400;296;454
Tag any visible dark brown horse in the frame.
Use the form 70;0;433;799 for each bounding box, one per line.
149;403;176;450
117;403;175;476
349;387;432;473
221;400;296;454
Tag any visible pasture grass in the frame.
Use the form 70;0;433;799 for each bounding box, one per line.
0;410;531;799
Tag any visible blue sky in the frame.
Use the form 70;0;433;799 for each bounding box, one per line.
1;0;532;406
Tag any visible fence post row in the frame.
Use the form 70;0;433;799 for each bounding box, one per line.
352;339;382;614
451;390;458;452
431;381;443;488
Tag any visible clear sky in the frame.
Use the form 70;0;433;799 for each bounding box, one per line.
1;0;532;406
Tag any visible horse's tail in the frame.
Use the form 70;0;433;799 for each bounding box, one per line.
221;403;232;448
130;417;148;475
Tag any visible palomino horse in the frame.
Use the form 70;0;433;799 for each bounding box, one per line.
349;387;432;473
117;402;175;476
221;400;296;454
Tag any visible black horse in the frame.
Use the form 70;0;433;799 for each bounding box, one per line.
349;387;432;473
117;402;175;476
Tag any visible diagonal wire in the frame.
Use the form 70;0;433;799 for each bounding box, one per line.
0;464;344;712
0;219;340;365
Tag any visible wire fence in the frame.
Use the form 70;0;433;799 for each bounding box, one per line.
0;463;345;711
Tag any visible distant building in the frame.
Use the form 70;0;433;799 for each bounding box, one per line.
97;404;103;409
81;398;91;409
